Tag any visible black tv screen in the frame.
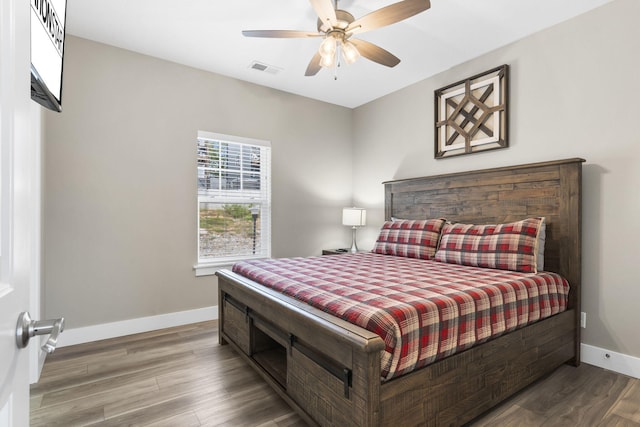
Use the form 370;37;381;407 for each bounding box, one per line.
30;0;67;112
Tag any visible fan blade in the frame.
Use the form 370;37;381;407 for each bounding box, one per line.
350;39;400;67
309;0;337;31
305;52;323;76
346;0;430;35
242;30;321;38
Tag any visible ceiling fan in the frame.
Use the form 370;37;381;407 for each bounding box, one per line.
242;0;431;76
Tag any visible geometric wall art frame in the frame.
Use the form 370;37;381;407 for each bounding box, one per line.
434;64;509;159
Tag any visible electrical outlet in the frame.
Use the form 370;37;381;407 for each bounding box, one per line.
580;312;587;328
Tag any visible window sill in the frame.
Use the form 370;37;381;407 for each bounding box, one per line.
193;263;233;277
193;256;268;277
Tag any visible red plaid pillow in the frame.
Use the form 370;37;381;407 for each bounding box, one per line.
434;217;545;273
372;218;446;260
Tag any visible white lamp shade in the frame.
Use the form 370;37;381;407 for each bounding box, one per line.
320;52;336;68
342;208;366;227
319;36;337;58
341;41;360;64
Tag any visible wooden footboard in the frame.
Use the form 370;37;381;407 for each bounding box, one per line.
216;158;584;426
218;270;385;426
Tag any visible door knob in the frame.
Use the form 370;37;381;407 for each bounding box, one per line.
15;311;65;353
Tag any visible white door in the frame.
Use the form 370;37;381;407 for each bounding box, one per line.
0;0;37;425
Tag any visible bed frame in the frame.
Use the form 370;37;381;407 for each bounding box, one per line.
216;158;584;426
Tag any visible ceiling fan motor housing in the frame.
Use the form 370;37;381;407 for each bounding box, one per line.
317;10;355;33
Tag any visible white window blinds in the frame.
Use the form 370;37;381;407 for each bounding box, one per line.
197;131;271;265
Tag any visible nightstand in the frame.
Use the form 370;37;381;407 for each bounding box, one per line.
322;249;369;255
322;248;350;255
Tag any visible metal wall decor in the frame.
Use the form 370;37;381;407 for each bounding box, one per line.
434;64;509;159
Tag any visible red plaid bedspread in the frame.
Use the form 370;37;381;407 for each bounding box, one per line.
232;253;569;380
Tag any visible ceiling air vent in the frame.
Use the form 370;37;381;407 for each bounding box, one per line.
249;61;282;75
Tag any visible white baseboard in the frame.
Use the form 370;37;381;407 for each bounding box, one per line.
55;310;640;381
57;306;218;348
582;343;640;379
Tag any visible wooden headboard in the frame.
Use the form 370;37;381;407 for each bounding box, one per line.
383;158;584;315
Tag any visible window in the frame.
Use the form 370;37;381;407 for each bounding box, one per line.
195;131;271;275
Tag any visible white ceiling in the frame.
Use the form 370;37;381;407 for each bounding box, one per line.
65;0;611;108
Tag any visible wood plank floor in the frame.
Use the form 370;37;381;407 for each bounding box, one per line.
31;321;640;426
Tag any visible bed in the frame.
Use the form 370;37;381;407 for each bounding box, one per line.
216;158;583;426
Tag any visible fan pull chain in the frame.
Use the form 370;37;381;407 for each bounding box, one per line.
334;44;341;80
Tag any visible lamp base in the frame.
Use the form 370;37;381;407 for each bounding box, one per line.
350;226;358;253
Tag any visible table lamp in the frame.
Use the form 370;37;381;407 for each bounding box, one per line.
342;207;366;253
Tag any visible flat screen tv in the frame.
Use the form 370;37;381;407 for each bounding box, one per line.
30;0;67;112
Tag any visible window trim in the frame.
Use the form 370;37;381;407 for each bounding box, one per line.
194;131;271;276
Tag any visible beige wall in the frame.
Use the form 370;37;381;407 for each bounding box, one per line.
44;36;353;328
352;0;640;358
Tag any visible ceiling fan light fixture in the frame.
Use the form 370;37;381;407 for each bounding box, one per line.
341;40;360;64
319;51;336;68
318;36;338;58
